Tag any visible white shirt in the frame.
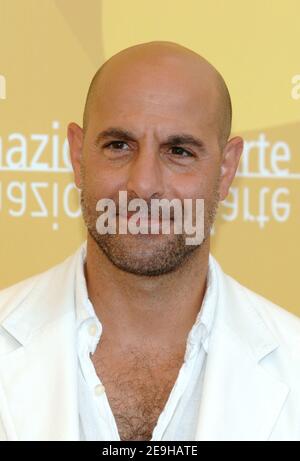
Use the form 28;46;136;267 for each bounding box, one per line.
75;244;218;441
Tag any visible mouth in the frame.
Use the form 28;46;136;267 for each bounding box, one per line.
118;211;174;220
117;213;174;233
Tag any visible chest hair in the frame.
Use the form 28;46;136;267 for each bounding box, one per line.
91;345;185;441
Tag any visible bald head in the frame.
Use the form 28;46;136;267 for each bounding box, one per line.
82;41;232;148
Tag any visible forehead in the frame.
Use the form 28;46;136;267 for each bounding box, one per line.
88;52;220;137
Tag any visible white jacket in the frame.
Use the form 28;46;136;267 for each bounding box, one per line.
0;243;300;441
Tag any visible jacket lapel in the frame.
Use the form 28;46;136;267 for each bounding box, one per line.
0;247;84;441
195;257;290;441
0;311;79;440
195;323;289;441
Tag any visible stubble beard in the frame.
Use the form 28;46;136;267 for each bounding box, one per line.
80;180;220;277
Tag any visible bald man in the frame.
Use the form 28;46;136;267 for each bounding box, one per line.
0;41;300;442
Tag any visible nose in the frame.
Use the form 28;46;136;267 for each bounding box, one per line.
126;147;164;201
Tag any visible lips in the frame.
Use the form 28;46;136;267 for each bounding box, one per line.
117;212;174;221
121;216;175;237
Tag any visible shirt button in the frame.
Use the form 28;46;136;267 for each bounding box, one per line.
94;384;105;396
88;323;98;336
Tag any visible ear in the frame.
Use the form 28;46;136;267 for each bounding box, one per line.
218;136;244;201
67;122;84;189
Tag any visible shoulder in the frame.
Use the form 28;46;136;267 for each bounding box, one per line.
0;245;84;322
229;273;300;336
210;255;300;351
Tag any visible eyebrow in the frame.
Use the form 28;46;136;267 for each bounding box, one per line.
94;127;206;151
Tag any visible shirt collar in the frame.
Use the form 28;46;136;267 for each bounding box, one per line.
184;253;218;358
75;241;94;329
75;241;218;356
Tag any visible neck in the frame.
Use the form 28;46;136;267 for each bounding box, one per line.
84;235;210;353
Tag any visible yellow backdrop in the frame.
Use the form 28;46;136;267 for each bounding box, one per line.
0;0;299;315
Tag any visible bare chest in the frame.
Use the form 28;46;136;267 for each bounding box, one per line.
91;346;185;441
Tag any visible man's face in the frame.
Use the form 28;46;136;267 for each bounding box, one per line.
69;51;239;276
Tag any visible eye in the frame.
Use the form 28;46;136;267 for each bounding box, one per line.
170;146;194;157
104;141;130;150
